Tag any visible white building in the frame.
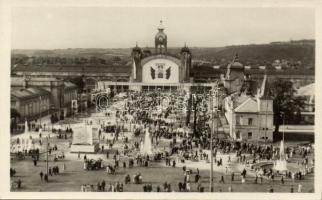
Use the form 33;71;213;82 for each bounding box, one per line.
224;75;274;142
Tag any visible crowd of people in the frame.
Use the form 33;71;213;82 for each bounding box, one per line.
10;90;315;192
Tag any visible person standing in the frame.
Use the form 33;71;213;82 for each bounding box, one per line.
33;158;37;166
101;180;106;191
44;174;48;182
49;167;52;176
231;172;234;182
186;182;191;192
17;179;22;189
39;171;43;181
298;184;302;193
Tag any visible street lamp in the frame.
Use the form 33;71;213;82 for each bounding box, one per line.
39;96;42;132
44;136;49;182
209;89;214;192
209;81;219;192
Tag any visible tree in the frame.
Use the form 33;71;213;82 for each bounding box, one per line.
270;79;305;133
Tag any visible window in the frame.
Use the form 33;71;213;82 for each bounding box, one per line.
236;131;240;139
248;132;252;139
248;118;253;125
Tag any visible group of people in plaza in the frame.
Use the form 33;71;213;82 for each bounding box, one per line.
10;90;315;193
81;181;124;192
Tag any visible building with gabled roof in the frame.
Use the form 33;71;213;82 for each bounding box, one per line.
224;74;274;142
11;76;78;124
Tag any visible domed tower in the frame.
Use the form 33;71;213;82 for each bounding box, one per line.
155;20;167;54
130;43;143;82
224;53;245;94
180;43;192;82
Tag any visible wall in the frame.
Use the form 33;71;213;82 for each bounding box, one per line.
142;58;180;84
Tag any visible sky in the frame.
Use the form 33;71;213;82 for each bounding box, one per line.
11;7;315;49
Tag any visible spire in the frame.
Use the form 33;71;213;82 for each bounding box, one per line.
181;42;190;54
234;53;239;62
259;74;271;99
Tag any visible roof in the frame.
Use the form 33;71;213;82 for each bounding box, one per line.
234;97;258;113
11;87;50;100
11;77;25;86
296;83;314;96
64;82;78;89
12;64;130;74
258;74;272;100
26;87;51;96
231;93;250;109
230;61;243;68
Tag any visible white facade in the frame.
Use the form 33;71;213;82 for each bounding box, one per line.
224;93;274;142
142;58;180;84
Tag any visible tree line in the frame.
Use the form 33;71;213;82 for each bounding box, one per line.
11;55;128;66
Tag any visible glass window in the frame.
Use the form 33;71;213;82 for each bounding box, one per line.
248;132;252;139
248;118;253;125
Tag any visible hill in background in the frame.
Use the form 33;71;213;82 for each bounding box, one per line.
12;39;315;68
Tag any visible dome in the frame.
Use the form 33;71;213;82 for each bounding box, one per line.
158;23;165;30
230;54;243;69
231;61;243;68
155;20;167;41
157;20;165;30
155;31;167;41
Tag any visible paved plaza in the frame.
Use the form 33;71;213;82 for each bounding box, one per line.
10;92;315;193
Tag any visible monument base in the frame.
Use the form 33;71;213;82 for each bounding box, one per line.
70;143;99;153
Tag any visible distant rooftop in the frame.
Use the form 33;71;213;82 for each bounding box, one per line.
11;87;50;100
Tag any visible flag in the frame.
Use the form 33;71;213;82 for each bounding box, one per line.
133;58;136;80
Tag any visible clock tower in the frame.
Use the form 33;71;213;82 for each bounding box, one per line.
155;20;167;54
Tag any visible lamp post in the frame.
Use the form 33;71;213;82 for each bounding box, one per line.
45;136;49;182
39;96;42;131
209;81;219;192
210;89;214;192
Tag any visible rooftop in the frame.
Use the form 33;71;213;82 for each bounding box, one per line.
12;64;130;74
11;87;50;100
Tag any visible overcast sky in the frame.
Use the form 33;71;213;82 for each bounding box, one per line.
11;7;315;49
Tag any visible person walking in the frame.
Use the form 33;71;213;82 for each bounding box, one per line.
220;175;225;184
101;180;106;191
